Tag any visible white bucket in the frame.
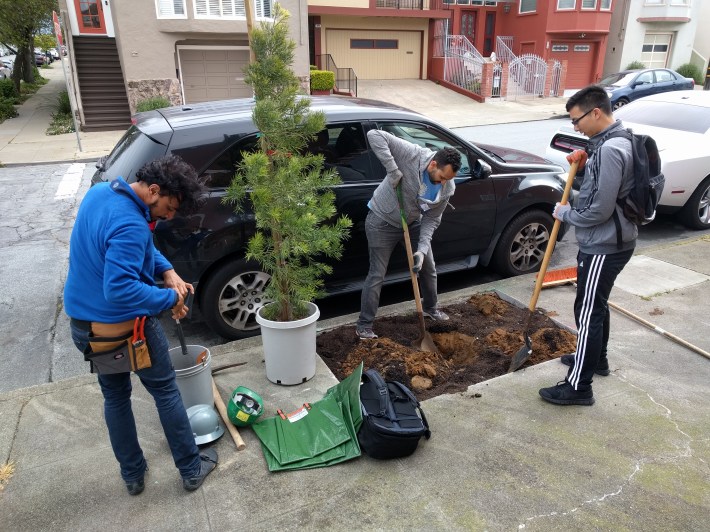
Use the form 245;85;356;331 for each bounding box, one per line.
169;345;213;410
256;302;320;385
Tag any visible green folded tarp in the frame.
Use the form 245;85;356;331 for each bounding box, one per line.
252;363;363;472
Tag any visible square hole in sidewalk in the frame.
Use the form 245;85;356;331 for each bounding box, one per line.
316;292;577;400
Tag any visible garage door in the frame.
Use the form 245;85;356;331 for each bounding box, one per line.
326;29;421;80
550;42;596;88
179;48;251;104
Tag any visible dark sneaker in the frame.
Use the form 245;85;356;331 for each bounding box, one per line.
125;463;148;496
423;309;449;321
539;380;594;406
560;354;611;376
356;327;378;340
125;478;144;496
183;448;218;491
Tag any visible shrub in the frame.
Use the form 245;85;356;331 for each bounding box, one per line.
0;79;19;102
57;90;71;115
310;69;335;91
625;60;646;70
135;96;171;113
675;63;703;85
310;64;317;70
0;98;18;121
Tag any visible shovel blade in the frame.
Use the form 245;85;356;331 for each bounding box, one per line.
508;335;533;373
412;331;440;354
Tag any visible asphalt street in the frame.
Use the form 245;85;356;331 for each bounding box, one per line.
2;122;709;393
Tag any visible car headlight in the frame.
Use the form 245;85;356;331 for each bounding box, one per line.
606;91;613;97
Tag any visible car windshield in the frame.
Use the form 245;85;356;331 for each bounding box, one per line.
615;100;710;134
600;72;637;87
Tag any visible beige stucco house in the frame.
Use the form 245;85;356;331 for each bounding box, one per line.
58;0;308;131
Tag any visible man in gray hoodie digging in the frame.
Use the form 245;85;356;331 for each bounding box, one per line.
355;129;461;340
539;85;636;406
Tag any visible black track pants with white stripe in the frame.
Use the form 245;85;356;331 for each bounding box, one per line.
568;249;633;389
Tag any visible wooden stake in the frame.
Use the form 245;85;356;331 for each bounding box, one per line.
212;379;247;451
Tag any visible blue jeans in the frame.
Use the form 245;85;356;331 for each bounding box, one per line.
357;211;438;329
70;317;201;483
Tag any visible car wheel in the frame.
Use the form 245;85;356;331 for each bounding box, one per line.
492;210;554;277
200;260;272;340
613;98;629;111
679;175;710;230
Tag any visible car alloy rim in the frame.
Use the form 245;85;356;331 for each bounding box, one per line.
613;100;627;110
218;270;272;332
509;222;550;272
698;184;710;225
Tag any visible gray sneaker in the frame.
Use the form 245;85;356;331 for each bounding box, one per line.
356;327;378;340
183;448;218;491
423;309;449;321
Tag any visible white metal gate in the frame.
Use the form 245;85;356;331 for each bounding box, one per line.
507;54;546;100
549;60;562;97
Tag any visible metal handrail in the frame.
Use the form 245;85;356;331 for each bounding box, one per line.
495;36;516;64
315;54;358;97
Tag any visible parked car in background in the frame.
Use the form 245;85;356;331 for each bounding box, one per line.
49;48;60;60
93;96;568;339
546;91;710;229
34;52;46;66
598;68;694;111
0;63;10;79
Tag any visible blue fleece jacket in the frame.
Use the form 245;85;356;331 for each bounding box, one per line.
64;178;177;323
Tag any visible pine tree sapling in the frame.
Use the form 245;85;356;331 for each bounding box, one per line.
224;4;351;323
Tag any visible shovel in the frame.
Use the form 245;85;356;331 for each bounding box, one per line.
507;161;578;373
175;292;200;358
396;184;439;353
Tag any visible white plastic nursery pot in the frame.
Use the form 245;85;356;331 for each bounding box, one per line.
169;345;213;410
256;302;320;385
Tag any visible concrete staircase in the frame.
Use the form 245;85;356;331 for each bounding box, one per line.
73;36;131;131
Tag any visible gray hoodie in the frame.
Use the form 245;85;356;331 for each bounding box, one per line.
367;129;456;256
562;120;637;255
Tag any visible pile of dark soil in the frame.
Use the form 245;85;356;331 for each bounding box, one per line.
317;292;577;400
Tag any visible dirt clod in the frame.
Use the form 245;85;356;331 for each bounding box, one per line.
317;292;578;400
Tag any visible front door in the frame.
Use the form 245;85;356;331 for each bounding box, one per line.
483;12;496;56
460;12;476;47
74;0;107;35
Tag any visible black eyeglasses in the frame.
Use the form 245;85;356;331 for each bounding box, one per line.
571;108;595;126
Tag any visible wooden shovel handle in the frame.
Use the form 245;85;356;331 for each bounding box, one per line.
528;161;578;312
212;379;246;451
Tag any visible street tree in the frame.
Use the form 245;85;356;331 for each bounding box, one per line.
0;0;57;90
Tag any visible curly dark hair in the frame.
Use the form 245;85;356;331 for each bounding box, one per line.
566;85;612;116
135;155;206;215
433;147;462;173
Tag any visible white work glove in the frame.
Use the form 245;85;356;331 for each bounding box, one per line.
412;251;424;273
553;202;571;221
387;169;403;189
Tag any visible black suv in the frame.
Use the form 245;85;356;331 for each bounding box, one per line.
93;96;566;340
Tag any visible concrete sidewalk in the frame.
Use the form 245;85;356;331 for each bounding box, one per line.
2;236;709;530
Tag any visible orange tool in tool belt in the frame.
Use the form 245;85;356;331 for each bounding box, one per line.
132;316;146;348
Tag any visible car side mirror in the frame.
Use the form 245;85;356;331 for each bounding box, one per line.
477;160;492;179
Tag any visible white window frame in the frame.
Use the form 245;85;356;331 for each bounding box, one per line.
557;0;576;9
195;0;244;19
581;0;597;9
156;0;187;19
520;0;537;14
601;0;612;10
644;0;665;5
669;0;689;5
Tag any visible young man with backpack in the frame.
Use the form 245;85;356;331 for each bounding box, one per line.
539;85;636;406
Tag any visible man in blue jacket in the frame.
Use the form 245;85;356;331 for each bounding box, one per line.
356;129;461;340
539;85;635;406
64;155;216;495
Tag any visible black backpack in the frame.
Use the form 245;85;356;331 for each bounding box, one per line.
605;129;665;242
357;369;431;459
